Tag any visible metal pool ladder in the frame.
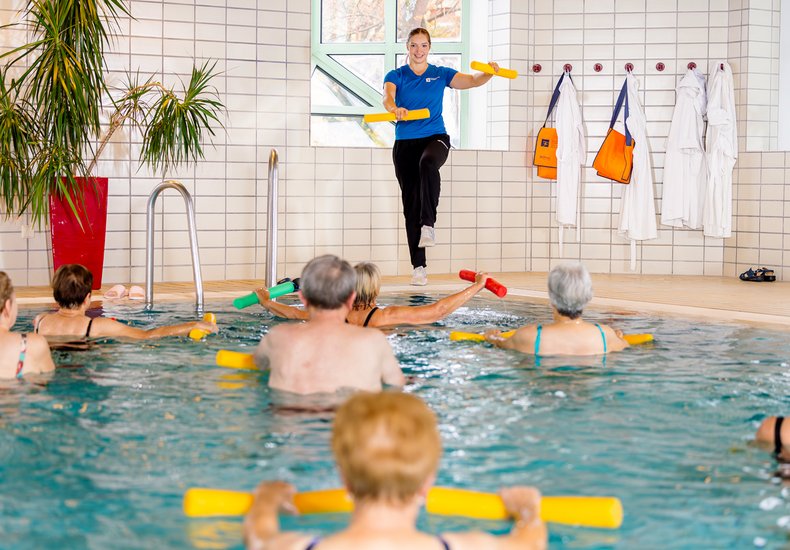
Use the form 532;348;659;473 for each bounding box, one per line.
145;180;204;310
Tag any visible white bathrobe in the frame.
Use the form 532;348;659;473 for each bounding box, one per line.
704;62;737;238
555;73;586;256
618;73;657;270
661;69;707;229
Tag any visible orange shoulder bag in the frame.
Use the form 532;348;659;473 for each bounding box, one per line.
533;73;566;180
592;79;634;184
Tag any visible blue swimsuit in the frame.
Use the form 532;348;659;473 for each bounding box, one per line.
534;323;607;356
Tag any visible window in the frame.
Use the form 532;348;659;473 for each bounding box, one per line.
311;0;477;148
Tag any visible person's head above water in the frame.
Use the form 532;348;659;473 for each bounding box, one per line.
332;392;441;503
52;264;93;309
0;271;13;307
353;262;381;310
299;255;356;310
547;262;593;320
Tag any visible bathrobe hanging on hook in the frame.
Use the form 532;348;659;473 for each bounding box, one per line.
661;68;707;229
703;61;737;238
555;71;586;256
617;72;657;270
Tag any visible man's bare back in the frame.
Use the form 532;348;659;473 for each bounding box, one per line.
256;315;404;394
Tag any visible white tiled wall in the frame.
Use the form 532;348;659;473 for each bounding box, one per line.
1;0;788;284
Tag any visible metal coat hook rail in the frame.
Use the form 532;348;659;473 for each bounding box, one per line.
529;60;727;74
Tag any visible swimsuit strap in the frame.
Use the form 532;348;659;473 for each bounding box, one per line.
85;318;94;338
595;323;607;354
437;534;451;549
363;307;379;327
304;537;321;550
534;324;542;356
16;333;27;378
775;416;785;457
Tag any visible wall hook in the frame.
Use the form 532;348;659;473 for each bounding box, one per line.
655;62;665;72
625;62;634;73
563;63;573;73
687;61;697;70
532;63;542;73
593;63;603;72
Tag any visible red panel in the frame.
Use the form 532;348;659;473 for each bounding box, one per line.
49;177;109;290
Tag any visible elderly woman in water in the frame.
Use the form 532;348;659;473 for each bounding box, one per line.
0;271;55;379
244;392;546;549
485;262;629;356
255;262;490;329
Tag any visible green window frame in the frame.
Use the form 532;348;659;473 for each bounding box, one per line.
311;0;472;147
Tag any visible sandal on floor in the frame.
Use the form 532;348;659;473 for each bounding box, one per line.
758;267;776;282
739;267;776;282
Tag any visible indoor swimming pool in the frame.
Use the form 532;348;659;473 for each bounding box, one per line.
2;295;789;549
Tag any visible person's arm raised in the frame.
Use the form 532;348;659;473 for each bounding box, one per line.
372;273;489;327
450;61;500;90
91;318;217;340
255;288;309;321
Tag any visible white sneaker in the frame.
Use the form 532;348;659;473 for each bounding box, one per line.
411;266;428;286
418;225;435;247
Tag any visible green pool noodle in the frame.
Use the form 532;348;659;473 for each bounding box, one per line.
233;281;296;309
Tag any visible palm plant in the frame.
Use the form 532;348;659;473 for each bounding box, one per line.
0;0;223;226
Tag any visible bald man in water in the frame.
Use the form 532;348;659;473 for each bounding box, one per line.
254;255;404;395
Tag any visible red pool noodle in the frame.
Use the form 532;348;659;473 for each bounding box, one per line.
458;270;507;298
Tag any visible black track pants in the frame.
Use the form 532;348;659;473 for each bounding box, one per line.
392;133;450;269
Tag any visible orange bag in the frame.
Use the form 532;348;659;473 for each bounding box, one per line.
534;126;558;179
593;80;635;184
533;73;566;181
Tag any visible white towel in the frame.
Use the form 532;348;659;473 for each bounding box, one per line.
661;68;707;229
703;61;737;238
618;73;657;270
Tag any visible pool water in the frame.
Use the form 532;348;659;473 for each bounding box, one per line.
2;295;790;549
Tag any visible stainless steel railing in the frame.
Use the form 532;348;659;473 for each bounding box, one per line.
145;180;204;311
265;149;278;288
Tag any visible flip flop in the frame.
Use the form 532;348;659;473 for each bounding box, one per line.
128;285;145;300
103;284;128;300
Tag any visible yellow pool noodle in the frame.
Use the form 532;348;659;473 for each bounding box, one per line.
471;60;518;79
182;487;622;529
450;331;653;346
363;108;430;123
215;350;257;370
189;313;216;341
622;333;653;345
449;330;516;342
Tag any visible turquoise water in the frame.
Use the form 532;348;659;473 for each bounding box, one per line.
2;295;790;549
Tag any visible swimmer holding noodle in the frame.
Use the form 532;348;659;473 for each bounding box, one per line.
485;263;629;356
244;392;547;549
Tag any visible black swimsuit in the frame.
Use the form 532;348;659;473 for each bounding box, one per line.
363;307;379;327
305;535;450;549
774;416;785;458
36;316;93;337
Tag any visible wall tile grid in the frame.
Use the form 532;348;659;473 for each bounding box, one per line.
0;0;788;284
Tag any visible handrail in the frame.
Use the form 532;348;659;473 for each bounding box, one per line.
265;149;278;288
145;180;204;311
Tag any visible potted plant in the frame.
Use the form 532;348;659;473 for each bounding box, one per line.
0;0;223;288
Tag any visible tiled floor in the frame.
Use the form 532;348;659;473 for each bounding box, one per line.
15;272;790;330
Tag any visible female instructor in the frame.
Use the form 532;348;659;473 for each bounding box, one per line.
383;27;500;286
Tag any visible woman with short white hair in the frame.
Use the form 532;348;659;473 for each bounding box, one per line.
485;262;629;356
